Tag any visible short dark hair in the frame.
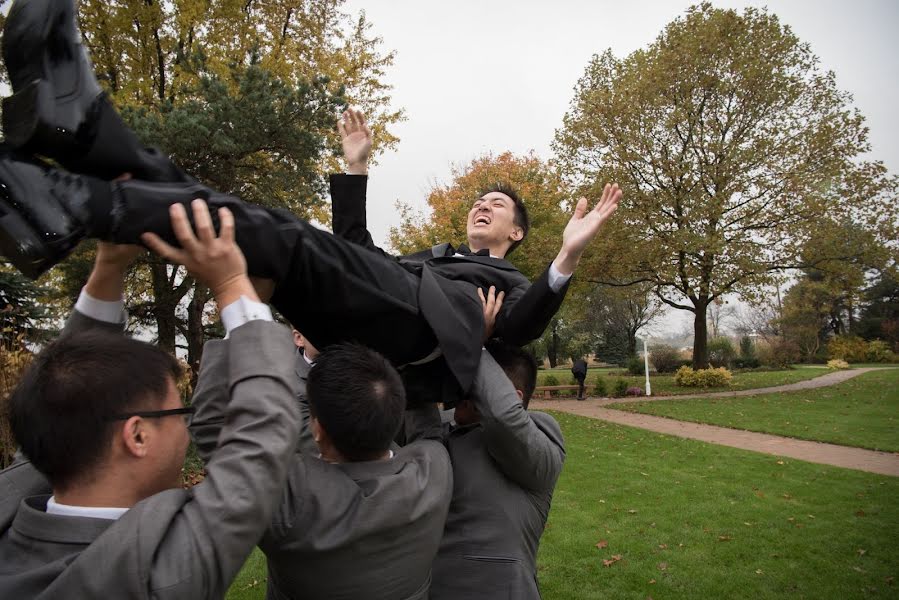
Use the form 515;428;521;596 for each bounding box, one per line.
307;343;405;461
481;183;529;255
8;331;182;490
485;340;538;409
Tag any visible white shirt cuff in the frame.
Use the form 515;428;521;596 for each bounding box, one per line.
548;262;572;293
220;295;274;335
74;288;127;324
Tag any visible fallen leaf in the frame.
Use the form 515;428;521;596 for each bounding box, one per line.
658;544;668;549
782;493;792;499
658;562;668;571
787;517;795;522
856;510;867;517
718;535;733;542
853;566;866;573
649;579;656;584
776;460;784;465
743;522;753;526
597;540;609;549
755;569;764;575
602;554;623;567
628;509;638;514
886;576;894;585
857;549;867;556
807;514;816;519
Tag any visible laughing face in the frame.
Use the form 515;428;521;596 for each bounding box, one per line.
466;191;524;257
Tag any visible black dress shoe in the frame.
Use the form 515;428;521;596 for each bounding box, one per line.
2;0;102;157
2;0;185;182
0;152;94;279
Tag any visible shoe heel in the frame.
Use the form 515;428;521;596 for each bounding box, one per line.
2;77;93;156
0;194;51;280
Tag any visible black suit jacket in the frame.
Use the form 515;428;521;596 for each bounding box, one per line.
330;174;568;392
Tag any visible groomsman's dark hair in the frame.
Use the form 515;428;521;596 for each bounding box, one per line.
486;340;538;409
482;183;530;255
307;342;405;461
8;331;182;490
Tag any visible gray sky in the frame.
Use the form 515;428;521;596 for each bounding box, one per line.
343;0;899;247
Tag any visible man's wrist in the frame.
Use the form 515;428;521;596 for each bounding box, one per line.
552;248;580;277
346;161;368;175
213;276;261;310
84;265;128;302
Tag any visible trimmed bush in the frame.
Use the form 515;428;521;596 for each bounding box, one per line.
626;356;644;376
650;345;682;373
542;373;562;397
827;335;867;363
626;386;644;397
757;339;800;368
593;377;608;397
613;378;629;397
865;340;893;363
732;357;761;369
674;366;733;388
707;337;737;368
827;359;850;370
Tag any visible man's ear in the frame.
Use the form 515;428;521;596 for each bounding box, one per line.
515;389;524;402
311;417;323;444
509;227;524;242
121;417;148;458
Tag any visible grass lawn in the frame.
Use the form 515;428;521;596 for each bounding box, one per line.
537;366;825;396
227;412;898;599
612;369;899;452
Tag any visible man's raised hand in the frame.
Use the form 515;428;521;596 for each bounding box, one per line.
338;109;372;175
554;183;622;275
141;199;258;307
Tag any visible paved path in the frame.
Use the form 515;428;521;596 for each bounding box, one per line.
530;368;899;477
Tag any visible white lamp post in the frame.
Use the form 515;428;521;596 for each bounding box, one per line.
643;338;652;396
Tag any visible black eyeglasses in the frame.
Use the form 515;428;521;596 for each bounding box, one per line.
106;407;195;425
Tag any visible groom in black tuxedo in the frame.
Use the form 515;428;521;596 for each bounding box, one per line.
0;0;620;398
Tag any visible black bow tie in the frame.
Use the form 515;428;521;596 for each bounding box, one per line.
454;244;491;257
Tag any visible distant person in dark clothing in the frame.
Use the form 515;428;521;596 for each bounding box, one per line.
571;358;588;400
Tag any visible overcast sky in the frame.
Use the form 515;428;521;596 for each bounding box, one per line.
339;0;898;337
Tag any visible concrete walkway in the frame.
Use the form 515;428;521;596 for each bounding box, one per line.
530;368;899;477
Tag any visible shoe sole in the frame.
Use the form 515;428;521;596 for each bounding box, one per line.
2;0;101;153
0;158;83;279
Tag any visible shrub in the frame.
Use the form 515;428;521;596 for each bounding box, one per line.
739;336;756;359
757;339;801;369
650;345;682;373
613;378;629;397
674;366;733;388
626;356;644;376
542;374;559;386
827;359;850;370
732;357;761;369
707;337;737;368
865;340;893;363
593;377;607;397
626;386;644;397
827;335;867;363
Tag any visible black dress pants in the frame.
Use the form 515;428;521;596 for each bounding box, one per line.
108;178;439;368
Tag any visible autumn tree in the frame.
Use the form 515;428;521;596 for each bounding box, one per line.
554;3;898;367
0;1;402;374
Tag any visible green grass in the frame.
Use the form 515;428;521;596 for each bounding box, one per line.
612;369;899;451
537;367;825;396
539;412;898;599
227;413;899;599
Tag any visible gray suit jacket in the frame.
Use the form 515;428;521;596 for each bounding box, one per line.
191;340;454;600
0;310;301;599
431;351;566;600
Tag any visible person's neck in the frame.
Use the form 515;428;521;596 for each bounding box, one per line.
319;448;391;464
53;482;141;509
466;240;507;259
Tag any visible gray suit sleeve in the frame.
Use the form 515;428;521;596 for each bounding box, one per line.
189;339;230;462
149;320;301;597
400;403;444;445
60;307;126;337
470;349;565;492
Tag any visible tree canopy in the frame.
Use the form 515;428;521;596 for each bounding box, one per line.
554;2;898;367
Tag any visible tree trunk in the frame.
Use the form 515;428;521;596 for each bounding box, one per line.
548;323;559;368
150;263;178;354
186;283;211;387
693;303;709;368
